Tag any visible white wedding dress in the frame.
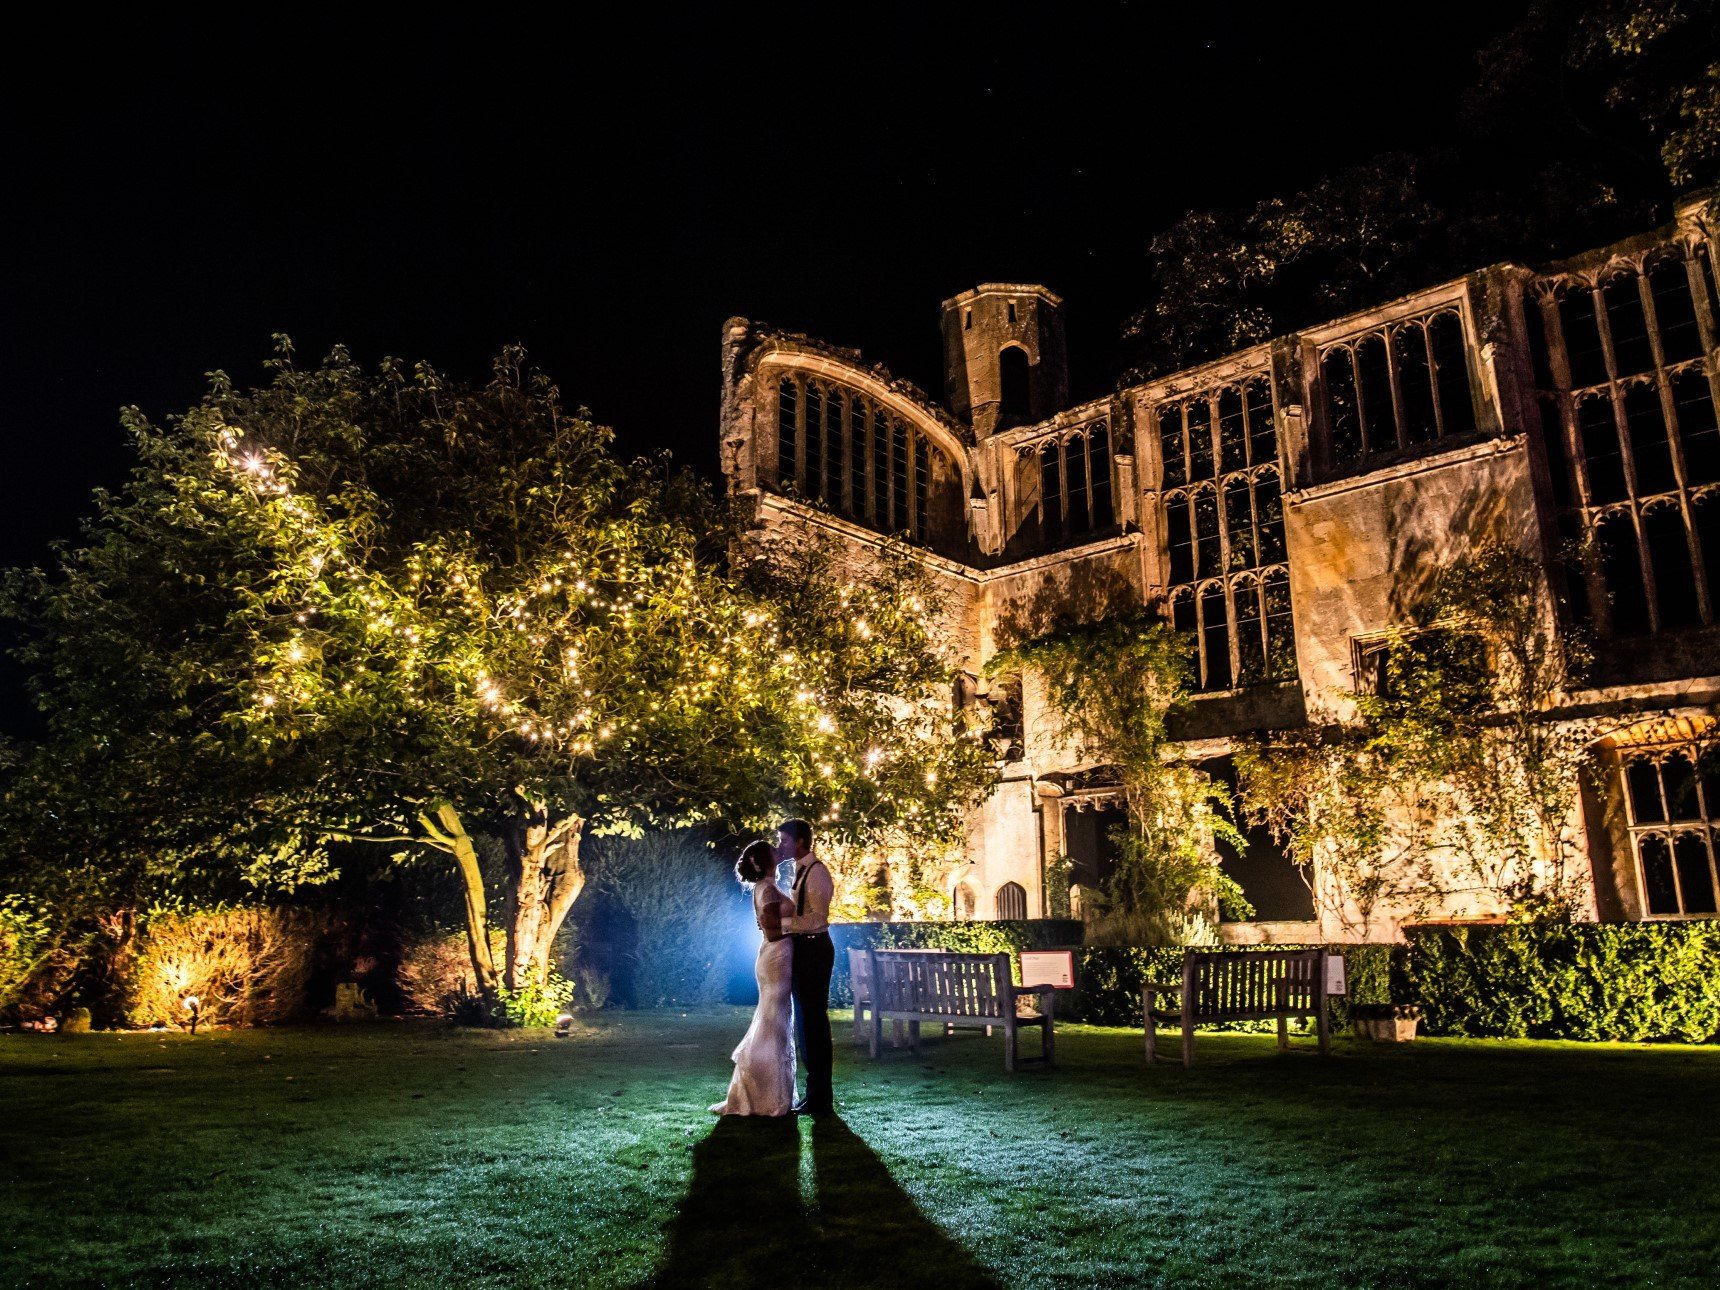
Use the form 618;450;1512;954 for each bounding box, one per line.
710;883;795;1117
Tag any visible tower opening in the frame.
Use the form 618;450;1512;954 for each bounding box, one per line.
998;345;1030;429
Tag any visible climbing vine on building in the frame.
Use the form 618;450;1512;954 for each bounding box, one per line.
988;613;1249;944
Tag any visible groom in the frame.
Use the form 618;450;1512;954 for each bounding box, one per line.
777;817;835;1115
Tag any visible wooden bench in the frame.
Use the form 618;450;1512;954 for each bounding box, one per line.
850;948;955;1047
1143;948;1331;1067
866;949;1055;1072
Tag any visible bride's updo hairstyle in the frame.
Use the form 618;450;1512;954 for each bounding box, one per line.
734;840;776;887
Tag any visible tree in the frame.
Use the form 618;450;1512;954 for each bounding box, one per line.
1124;1;1717;378
988;613;1247;943
3;342;995;1018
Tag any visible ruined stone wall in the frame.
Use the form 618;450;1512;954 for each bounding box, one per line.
720;194;1720;938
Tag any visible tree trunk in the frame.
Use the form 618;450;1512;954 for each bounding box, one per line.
503;813;586;993
419;803;500;1002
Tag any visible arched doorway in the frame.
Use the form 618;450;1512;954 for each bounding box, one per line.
995;881;1027;921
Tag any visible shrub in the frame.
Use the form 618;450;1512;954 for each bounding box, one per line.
496;973;578;1027
0;895;56;1019
1400;923;1720;1043
398;928;498;1018
125;907;320;1027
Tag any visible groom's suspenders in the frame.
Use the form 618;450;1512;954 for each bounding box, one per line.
792;860;823;919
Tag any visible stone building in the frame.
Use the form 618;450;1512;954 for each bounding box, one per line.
718;192;1720;942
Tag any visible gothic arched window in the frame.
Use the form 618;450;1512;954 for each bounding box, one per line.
767;371;960;550
1032;420;1114;548
995;882;1027;921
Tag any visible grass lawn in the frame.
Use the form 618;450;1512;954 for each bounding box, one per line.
3;1013;1718;1288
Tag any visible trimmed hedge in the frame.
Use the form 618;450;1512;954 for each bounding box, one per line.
1400;923;1720;1043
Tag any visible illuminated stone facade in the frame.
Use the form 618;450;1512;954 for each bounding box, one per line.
719;192;1720;941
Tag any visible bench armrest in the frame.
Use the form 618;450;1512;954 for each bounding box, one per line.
1143;980;1184;994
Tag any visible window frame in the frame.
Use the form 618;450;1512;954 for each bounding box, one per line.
1151;370;1295;694
1022;417;1116;548
1619;744;1720;920
1530;242;1720;638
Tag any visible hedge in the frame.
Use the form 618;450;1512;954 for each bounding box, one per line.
1400;922;1720;1043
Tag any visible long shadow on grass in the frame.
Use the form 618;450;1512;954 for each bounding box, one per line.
650;1116;998;1288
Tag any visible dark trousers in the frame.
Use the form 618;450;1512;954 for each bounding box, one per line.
790;931;835;1106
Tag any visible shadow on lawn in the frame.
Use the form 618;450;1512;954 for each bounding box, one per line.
649;1115;999;1288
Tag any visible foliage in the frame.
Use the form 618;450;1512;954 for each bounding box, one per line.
1;342;994;1024
0;895;56;1019
1473;0;1720;188
734;532;999;889
1123;1;1718;377
819;828;956;922
1237;543;1599;929
494;972;577;1028
1233;730;1435;934
125;906;320;1028
1401;922;1720;1043
1126;157;1441;376
1042;852;1074;920
396;927;500;1018
989;614;1247;942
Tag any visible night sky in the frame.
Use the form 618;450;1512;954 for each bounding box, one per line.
2;4;1520;722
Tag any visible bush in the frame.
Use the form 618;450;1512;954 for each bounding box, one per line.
1400;923;1720;1043
125;907;320;1027
829;920;1083;1005
0;895;56;1020
397;928;498;1018
497;973;577;1028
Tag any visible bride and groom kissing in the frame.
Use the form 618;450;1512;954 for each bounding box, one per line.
710;818;836;1118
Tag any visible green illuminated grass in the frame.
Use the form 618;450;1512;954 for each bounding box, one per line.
2;1014;1717;1287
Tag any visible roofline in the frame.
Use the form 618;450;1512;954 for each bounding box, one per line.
940;283;1064;311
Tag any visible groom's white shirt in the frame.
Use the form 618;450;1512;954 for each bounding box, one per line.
783;851;833;936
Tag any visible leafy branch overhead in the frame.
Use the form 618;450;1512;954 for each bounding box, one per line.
1;341;995;1019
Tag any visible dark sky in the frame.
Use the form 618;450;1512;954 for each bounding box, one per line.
0;3;1542;740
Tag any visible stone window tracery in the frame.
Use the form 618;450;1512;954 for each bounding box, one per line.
1316;307;1476;472
995;881;1027;921
771;372;952;543
1030;421;1113;547
1528;241;1720;637
1154;375;1296;692
1621;745;1720;917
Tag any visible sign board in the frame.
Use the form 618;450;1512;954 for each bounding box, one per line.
1325;954;1347;997
1020;950;1076;990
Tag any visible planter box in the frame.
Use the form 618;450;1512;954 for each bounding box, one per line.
1355;1016;1419;1042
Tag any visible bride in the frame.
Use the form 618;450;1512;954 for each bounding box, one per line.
710;840;796;1117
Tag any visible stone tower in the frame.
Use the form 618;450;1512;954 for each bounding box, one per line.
940;283;1068;439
